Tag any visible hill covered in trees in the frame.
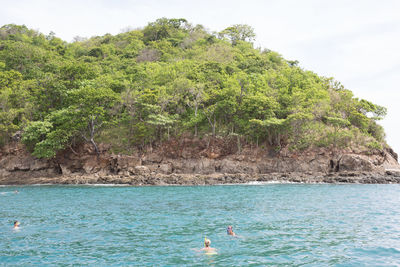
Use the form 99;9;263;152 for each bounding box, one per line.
0;18;388;158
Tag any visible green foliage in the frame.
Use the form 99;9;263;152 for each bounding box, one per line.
143;18;188;43
320;129;353;148
219;24;256;45
367;140;382;150
0;69;33;144
0;19;388;157
21;121;52;148
325;116;351;128
22;108;78;158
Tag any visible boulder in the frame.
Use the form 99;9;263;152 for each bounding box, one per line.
114;155;141;170
134;165;150;175
0;156;30;171
143;153;163;163
338;154;374;172
30;159;50;171
158;163;172;174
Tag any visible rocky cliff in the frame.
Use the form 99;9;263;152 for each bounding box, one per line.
1;138;399;185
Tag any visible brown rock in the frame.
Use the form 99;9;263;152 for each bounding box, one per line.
158;163;172;174
338;154;375;172
134;165;150;175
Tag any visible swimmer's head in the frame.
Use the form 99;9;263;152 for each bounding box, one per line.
204;237;211;247
14;221;20;227
227;225;233;233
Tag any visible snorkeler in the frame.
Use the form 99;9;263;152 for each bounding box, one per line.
13;221;20;229
227;225;236;236
201;238;216;253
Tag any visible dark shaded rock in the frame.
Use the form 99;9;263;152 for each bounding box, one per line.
386;147;398;161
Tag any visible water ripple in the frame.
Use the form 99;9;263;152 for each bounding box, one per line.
0;184;400;265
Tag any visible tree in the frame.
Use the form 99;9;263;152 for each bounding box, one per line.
219;24;256;45
0;69;33;145
22;110;77;158
143;18;188;42
22;83;119;158
174;77;205;136
147;113;178;140
249;117;286;147
67;83;120;155
326;116;351;130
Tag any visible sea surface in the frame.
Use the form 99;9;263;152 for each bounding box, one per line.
1;184;400;266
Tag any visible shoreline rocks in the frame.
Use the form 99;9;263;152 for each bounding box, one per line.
1;171;400;186
1;143;399;185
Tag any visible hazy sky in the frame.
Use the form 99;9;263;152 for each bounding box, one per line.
2;0;400;153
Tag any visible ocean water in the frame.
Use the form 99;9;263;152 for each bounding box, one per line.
1;184;400;266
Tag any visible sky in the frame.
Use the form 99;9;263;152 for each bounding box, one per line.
1;0;400;153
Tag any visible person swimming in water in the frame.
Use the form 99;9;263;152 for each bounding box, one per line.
227;225;236;236
13;221;20;229
201;238;216;253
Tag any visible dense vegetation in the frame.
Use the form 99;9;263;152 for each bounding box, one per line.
0;19;387;158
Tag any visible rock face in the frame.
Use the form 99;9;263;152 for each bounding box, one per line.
0;142;399;185
0;150;59;179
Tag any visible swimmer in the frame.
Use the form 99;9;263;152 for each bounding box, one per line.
14;190;19;194
227;225;236;236
201;238;216;253
13;221;20;229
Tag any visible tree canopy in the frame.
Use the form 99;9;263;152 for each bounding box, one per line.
0;19;388;157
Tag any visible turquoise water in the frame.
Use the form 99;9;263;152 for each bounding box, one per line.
1;184;400;266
